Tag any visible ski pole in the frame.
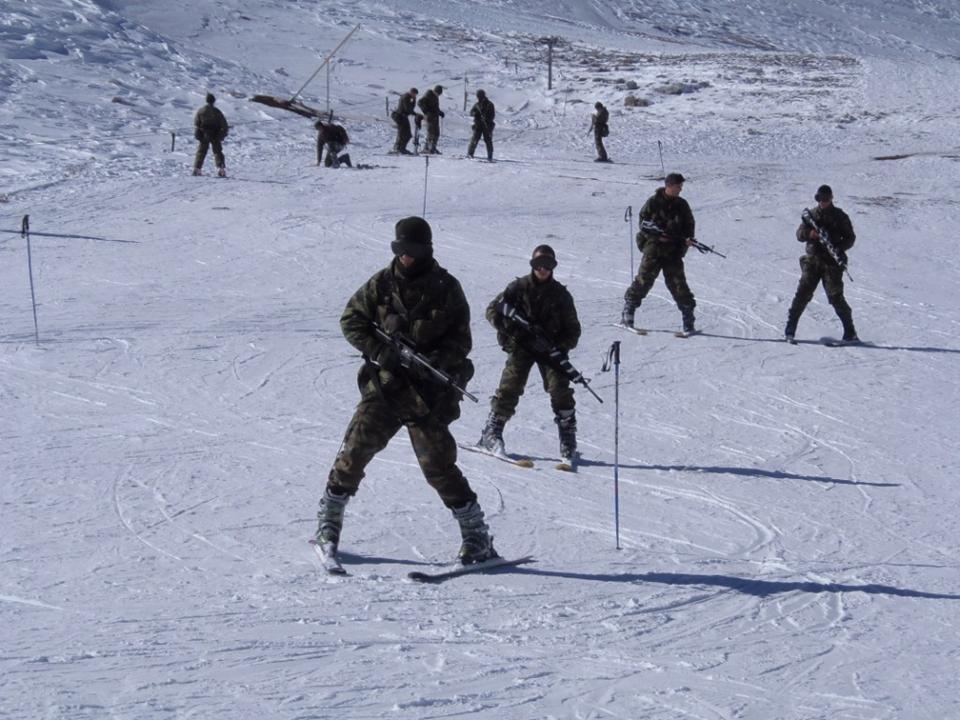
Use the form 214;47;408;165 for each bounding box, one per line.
22;215;40;345
624;205;634;278
601;341;622;549
657;140;665;178
422;155;430;217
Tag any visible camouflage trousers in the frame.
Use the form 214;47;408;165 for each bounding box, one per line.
490;349;575;419
424;114;441;152
624;251;695;313
467;126;493;159
326;394;477;509
393;116;412;152
787;254;853;326
594;128;608;161
194;138;224;170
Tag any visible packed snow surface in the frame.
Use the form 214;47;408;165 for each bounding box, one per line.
2;1;959;718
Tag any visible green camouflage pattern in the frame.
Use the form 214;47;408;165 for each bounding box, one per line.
326;258;478;508
787;204;857;333
193;103;228;170
486;273;581;418
624;187;697;313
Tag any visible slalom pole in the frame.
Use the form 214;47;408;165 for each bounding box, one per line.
601;341;622;549
422;155;430;217
624;205;634;278
22;215;40;345
657;140;665;178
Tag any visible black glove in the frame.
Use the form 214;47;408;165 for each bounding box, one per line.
439;110;445;118
381;314;407;335
374;343;402;372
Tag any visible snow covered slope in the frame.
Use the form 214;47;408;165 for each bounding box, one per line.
2;1;959;718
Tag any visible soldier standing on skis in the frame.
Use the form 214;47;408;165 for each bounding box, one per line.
478;245;582;463
590;101;610;162
313;217;497;566
467;89;496;160
784;184;858;343
417;85;445;154
316;120;351;168
621;173;698;334
193;92;229;177
391;87;421;155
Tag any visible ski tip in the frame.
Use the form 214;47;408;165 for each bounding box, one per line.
515;459;535;468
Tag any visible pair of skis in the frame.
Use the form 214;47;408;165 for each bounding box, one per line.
311;539;534;583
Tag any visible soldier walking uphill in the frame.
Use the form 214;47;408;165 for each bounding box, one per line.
193;93;229;177
417;85;445;154
785;185;858;342
621;173;699;334
478;245;582;462
467;89;496;161
590;101;610;162
313;217;497;566
390;87;421;155
315;120;351;168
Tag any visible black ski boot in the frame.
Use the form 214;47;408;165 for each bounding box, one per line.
621;301;637;328
452;501;497;564
477;410;507;455
556;409;578;462
680;305;696;335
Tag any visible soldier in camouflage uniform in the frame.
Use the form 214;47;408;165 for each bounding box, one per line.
390;88;420;155
590;101;610;162
193;93;229;177
417;85;445;154
478;245;582;460
785;184;858;342
467;89;495;160
315;120;351;168
621;173;698;333
314;217;496;564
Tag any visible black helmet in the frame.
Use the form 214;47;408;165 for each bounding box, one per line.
476;89;486;99
815;184;833;201
530;244;558;271
409;87;418;95
434;85;443;94
205;92;216;104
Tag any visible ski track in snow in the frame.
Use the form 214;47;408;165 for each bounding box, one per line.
2;1;960;719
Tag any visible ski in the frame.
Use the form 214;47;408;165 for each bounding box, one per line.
408;555;535;584
555;457;578;472
674;329;700;338
820;336;867;347
458;442;534;468
613;323;648;336
309;539;346;575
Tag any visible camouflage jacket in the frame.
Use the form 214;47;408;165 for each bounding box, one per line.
417;90;442;117
341;259;473;412
316;122;349;146
194;104;228;141
394;92;418;118
796;205;856;262
637;187;695;259
592;106;609;132
469;98;496;129
486;273;581;353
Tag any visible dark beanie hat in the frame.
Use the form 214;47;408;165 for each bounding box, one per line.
665;172;686;186
206;92;216;104
392;216;433;258
434;85;443;94
815;184;833;201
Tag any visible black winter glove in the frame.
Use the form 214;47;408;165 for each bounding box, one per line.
381;314;408;335
374;343;402;372
439;110;445;118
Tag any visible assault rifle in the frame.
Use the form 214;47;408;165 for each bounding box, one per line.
639;220;726;258
801;208;852;280
500;305;604;404
372;323;479;403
